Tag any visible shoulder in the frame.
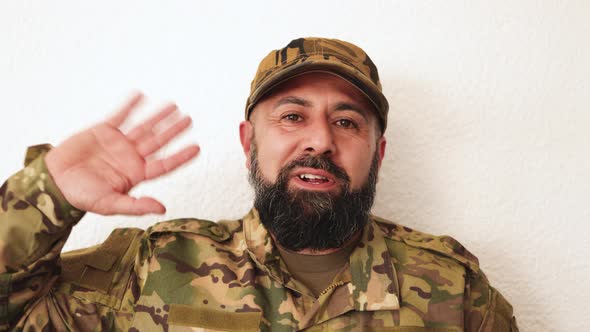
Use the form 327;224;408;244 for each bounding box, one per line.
143;217;246;259
59;218;246;307
372;215;480;273
146;217;243;243
371;217;518;330
60;217;244;286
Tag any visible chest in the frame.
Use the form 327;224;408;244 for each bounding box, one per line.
126;239;465;331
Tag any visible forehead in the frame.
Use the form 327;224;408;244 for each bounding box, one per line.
252;72;377;116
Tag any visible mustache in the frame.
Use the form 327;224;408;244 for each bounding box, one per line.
277;154;350;185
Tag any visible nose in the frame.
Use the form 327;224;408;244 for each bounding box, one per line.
302;118;336;156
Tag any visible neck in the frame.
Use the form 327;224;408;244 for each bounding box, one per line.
272;229;362;255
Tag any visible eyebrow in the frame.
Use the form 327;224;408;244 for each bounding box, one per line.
334;102;369;121
274;96;311;108
275;96;368;117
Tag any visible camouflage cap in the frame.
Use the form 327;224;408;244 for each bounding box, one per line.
245;37;389;132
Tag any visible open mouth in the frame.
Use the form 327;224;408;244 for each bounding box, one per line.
298;173;330;184
290;168;338;190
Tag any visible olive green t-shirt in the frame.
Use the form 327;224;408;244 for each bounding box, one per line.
277;237;359;297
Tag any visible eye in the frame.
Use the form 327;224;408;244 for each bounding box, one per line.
283;113;302;122
335;118;357;129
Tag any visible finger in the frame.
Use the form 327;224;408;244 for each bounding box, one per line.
145;145;200;180
106;92;144;128
97;193;166;215
136;116;192;157
127;103;178;141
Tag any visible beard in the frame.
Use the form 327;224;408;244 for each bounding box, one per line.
249;143;379;252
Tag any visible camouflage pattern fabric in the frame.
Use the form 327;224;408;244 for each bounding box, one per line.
0;145;518;331
245;37;390;132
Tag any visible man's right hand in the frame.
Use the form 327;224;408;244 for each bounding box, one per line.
44;93;200;216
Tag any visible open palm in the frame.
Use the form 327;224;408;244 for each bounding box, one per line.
44;93;200;216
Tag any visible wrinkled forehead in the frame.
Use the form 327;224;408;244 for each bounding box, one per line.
250;71;378;121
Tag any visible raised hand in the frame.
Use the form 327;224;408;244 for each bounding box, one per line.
44;93;200;216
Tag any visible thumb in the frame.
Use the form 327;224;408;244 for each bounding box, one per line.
95;193;166;216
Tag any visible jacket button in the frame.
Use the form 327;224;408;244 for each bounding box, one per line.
210;225;224;237
442;241;454;251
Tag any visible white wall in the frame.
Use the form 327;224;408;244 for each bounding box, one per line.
1;1;588;331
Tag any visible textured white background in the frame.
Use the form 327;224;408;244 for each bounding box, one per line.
1;1;589;331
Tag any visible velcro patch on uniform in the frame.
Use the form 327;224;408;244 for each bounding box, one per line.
168;304;261;331
370;328;457;332
85;252;117;271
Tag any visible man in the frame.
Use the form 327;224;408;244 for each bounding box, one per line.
0;37;518;331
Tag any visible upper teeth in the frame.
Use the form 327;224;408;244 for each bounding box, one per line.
299;174;328;180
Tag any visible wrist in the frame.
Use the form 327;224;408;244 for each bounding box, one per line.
24;144;86;223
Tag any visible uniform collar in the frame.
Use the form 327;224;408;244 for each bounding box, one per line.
347;216;400;311
242;208;400;311
242;209;284;281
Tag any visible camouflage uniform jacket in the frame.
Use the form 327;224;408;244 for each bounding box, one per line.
1;145;519;331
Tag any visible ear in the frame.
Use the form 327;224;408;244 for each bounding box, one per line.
376;136;386;169
239;120;254;169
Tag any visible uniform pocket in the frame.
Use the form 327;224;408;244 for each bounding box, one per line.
59;228;144;309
